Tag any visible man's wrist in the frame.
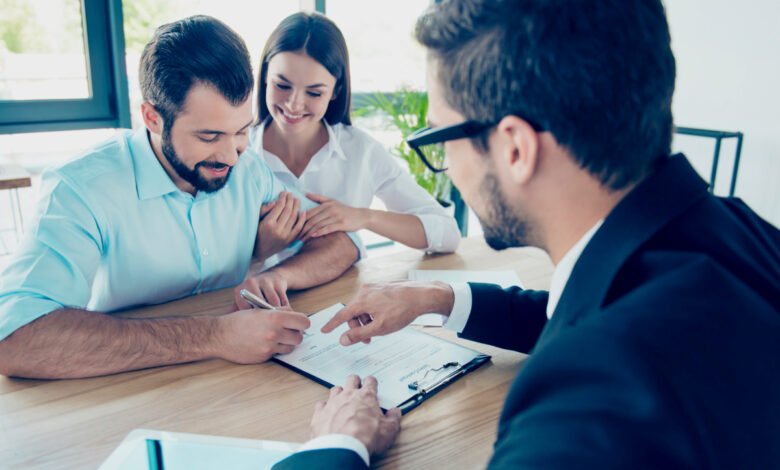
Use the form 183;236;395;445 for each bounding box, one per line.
428;281;455;317
298;434;370;467
204;314;229;360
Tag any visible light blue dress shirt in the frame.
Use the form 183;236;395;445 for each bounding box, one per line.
0;127;354;342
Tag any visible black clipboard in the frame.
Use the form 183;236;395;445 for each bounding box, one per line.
272;304;492;415
395;353;491;414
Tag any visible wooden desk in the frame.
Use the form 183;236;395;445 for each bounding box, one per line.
0;237;553;469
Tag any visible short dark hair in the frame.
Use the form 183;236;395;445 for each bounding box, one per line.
140;15;254;126
257;12;352;126
415;0;676;190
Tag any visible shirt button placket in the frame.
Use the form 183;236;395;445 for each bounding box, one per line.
190;199;208;295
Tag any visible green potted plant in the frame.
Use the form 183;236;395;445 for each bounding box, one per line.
353;89;453;206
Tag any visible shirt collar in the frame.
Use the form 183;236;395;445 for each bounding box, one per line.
323;121;348;161
255;118;347;177
130;127;180;200
546;220;604;319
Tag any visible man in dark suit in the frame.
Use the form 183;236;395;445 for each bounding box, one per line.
273;0;780;468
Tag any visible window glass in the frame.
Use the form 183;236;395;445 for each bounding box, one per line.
326;0;429;92
0;0;88;100
122;1;300;127
0;2;301;221
327;1;444;246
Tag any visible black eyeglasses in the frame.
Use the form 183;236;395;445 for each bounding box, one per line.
406;120;494;173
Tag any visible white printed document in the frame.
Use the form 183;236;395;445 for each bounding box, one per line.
408;270;524;326
274;304;490;413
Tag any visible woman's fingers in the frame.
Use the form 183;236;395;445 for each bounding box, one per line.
306;192;330;203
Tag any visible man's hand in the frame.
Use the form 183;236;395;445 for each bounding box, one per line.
300;192;367;242
321;281;455;346
255;191;306;260
235;271;290;309
311;375;402;455
214;308;310;363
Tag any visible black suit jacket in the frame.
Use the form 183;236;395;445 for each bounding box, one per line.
273;155;780;469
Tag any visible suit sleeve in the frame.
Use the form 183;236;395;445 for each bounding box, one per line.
272;449;367;470
458;283;549;354
487;325;700;469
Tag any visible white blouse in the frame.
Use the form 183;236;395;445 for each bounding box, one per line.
248;119;461;256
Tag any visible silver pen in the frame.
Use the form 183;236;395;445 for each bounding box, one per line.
239;289;277;310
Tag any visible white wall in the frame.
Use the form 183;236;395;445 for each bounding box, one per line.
664;0;780;226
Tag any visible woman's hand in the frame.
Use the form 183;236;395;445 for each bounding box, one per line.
254;191;306;260
301;192;367;242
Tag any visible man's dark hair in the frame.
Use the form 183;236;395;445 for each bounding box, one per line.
415;0;676;190
140;15;254;126
256;12;352;126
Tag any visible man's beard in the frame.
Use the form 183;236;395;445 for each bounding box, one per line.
161;126;233;193
476;170;534;251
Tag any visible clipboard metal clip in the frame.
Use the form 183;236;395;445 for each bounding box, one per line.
396;354;491;414
407;361;460;392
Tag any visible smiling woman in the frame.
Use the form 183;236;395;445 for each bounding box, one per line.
247;12;461;267
262;52;338;176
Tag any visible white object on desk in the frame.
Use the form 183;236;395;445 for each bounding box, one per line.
275;303;488;411
408;270;524;326
99;429;299;470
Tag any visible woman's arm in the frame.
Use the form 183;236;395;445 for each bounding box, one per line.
300;193;429;249
297;126;461;252
367;139;461;253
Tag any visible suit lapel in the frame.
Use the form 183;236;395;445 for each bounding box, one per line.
533;154;709;351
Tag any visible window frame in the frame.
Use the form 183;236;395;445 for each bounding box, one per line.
0;0;131;134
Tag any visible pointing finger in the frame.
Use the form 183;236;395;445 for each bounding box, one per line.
340;321;381;346
322;303;363;333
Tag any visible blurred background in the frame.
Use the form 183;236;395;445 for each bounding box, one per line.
1;0;778;268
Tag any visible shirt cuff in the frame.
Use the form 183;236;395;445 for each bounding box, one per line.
415;213;460;253
347;231;366;261
442;281;472;333
297;434;370;467
0;291;66;342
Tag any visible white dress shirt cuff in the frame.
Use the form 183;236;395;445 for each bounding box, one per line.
442;281;472;333
415;213;461;253
297;434;370;466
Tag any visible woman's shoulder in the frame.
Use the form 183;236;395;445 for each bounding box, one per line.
329;122;390;158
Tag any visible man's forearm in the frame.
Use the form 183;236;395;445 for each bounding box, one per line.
0;308;220;379
270;232;359;290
